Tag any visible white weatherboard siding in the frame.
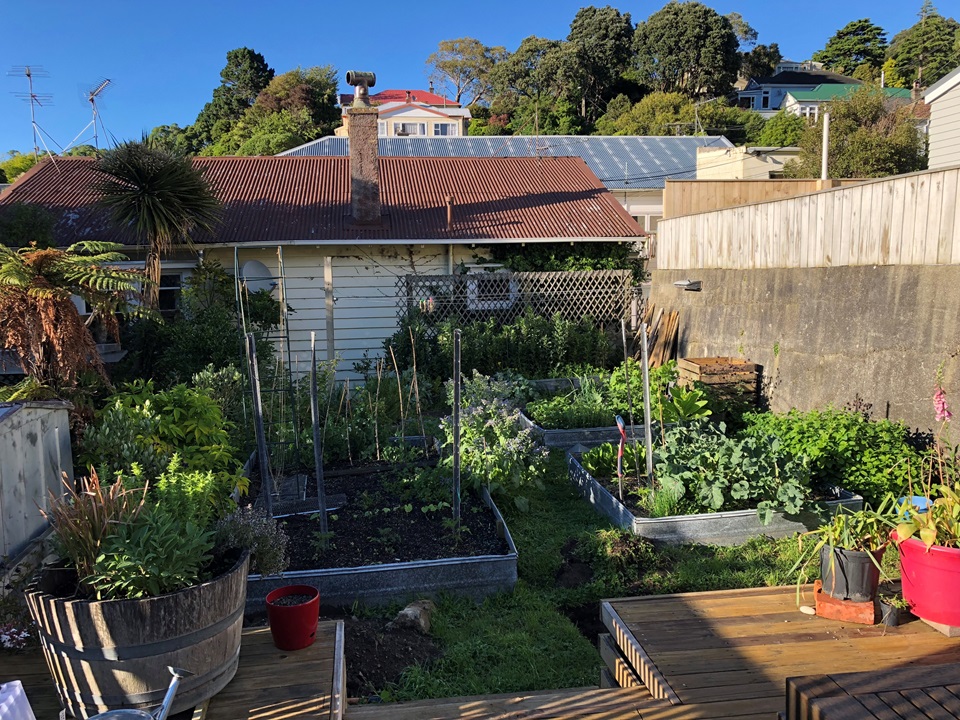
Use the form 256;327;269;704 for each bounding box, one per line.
210;244;478;376
929;82;960;170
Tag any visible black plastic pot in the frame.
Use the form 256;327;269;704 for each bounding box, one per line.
879;600;903;627
819;545;883;603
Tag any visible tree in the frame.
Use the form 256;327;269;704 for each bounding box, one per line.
888;2;959;87
426;38;506;106
784;87;926;179
604;92;694;135
193;48;275;148
758;110;805;147
0;241;144;388
0;203;56;248
63;145;99;157
594;93;633;134
633;2;741;97
726;12;758;49
491;36;573;133
0;151;39;182
741;43;782;80
880;58;907;88
812;19;888;74
565;6;634;123
94;141;221;310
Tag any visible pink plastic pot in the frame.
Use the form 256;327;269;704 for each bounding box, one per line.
899;537;960;627
265;585;320;651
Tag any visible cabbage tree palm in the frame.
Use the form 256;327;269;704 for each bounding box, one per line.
94;141;221;310
0;241;146;388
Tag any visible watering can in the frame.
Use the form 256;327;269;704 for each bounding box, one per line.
86;668;194;720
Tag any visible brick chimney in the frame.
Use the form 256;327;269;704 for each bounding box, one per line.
345;70;381;225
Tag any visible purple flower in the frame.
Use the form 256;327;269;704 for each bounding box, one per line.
935;385;952;422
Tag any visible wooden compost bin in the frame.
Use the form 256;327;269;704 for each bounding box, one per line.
677;357;760;401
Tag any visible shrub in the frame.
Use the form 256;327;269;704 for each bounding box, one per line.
739;409;921;505
527;377;611;429
651;421;813;522
152;455;238;529
213;506;289;576
79;398;169;481
87;505;214;600
441;374;548;510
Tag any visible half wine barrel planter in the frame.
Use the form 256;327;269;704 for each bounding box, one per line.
899;538;960;627
25;550;249;719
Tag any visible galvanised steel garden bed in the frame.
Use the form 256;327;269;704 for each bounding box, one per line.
567;454;863;546
519;410;647;450
246;486;518;609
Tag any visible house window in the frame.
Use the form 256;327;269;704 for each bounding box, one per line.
737;96;752;109
377;121;386;136
156;274;183;316
433;123;458;136
632;215;647;231
465;272;518;311
761;91;770;110
801;105;819;123
394;122;426;136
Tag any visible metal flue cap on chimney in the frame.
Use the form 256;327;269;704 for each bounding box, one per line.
346;71;376;106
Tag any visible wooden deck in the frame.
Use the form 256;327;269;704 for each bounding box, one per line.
202;621;345;720
0;621;344;720
602;585;960;718
787;664;960;719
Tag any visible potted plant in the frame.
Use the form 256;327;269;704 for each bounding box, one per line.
878;592;910;627
25;466;288;718
265;585;321;651
793;497;896;604
893;378;960;628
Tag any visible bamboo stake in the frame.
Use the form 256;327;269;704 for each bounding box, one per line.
621;319;642;488
639;321;654;488
388;345;406;436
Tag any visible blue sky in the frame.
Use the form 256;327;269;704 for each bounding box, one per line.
0;0;938;154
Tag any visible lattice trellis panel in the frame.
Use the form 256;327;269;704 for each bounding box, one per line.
397;270;633;328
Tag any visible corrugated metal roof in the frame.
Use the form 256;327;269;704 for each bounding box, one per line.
279;135;733;189
339;89;460;107
788;84;912;101
0;156;644;245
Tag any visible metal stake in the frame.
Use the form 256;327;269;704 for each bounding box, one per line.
310;332;328;535
246;333;273;517
639;322;655;487
452;328;461;524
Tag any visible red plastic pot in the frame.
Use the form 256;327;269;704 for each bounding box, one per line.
265;585;320;651
899;537;960;627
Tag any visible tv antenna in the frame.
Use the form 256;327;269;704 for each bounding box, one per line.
9;65;54;161
65;78;112;153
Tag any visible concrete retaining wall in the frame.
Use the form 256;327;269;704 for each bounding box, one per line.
652;265;960;431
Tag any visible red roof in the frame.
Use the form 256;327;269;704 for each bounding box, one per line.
0;156;644;245
338;89;460;107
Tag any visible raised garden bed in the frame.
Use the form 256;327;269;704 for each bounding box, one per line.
246;458;518;609
567;453;863;546
519;410;647;449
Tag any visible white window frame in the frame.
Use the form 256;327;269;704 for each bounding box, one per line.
377;121;386;136
433;122;459;137
393;121;426;137
465;272;519;311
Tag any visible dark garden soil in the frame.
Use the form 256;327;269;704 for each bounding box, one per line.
275;465;508;571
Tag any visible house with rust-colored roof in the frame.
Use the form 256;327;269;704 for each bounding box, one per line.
0;108;642;373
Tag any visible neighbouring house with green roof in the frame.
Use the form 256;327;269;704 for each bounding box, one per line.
782;84;914;123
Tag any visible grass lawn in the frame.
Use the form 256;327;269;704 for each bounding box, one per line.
376;451;891;700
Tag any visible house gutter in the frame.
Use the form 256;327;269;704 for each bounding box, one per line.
195;237;642;250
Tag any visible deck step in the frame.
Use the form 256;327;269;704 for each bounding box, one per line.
598;633;643;688
600;600;682;704
346;686;665;719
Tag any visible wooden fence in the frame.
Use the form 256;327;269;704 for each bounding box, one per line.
657;167;960;270
663;179;863;218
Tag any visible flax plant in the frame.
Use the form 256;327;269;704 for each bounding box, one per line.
41;469;147;592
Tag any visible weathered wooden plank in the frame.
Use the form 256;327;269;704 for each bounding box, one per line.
854;693;905;720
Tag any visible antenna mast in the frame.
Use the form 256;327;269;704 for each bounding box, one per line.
87;78;112;151
9;65;52;161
